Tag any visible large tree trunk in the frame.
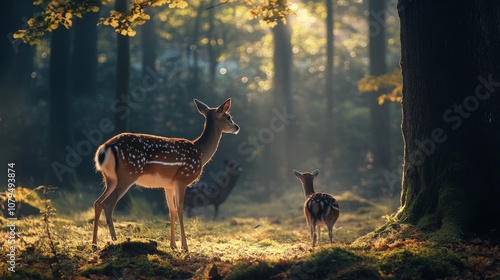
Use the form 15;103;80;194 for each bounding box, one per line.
72;11;98;97
113;0;132;211
271;19;294;180
397;0;500;238
47;28;74;188
141;8;157;79
323;0;336;164
368;0;391;171
0;1;35;183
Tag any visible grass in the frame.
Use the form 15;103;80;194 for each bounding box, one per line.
1;187;498;279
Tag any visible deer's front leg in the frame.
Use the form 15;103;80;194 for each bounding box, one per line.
176;184;188;251
165;188;177;249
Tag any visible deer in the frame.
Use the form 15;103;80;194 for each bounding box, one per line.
184;159;243;220
92;98;239;252
293;169;340;248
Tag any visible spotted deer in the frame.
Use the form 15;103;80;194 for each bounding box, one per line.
184;159;243;220
293;169;340;248
92;98;239;251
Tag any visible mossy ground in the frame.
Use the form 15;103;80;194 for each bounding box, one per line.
1;188;498;279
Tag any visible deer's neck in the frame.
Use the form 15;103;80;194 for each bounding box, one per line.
194;113;223;166
302;178;315;197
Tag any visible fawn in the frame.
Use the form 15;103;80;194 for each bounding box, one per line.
92;98;239;251
184;159;243;220
293;169;340;248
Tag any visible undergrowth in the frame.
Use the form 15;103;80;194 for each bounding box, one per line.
0;187;498;279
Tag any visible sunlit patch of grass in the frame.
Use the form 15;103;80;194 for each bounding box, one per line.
6;189;496;279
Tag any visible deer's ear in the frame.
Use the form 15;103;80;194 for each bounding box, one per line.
293;169;302;179
312;169;319;178
216;98;231;117
194;99;210;116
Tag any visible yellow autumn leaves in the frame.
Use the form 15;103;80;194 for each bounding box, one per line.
358;69;402;104
14;0;292;44
13;1;101;45
100;0;188;37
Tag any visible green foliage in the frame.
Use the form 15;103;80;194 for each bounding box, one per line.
358;69;403;104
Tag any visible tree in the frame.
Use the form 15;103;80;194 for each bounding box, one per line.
271;18;294;179
396;0;500;238
47;27;73;188
72;10;98;97
114;0;130;134
368;0;391;171
323;0;336;163
141;7;157;79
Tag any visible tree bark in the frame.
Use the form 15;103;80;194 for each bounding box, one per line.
397;0;500;238
271;18;294;179
72;10;98;97
207;0;218;100
324;0;336;163
368;0;391;170
141;8;157;79
113;0;132;211
47;28;74;188
114;0;130;134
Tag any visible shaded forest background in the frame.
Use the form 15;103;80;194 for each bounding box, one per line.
0;0;402;206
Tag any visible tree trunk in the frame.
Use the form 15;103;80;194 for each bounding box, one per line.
324;0;336;163
113;0;132;211
207;0;218;100
187;2;204;102
271;18;294;180
114;0;130;134
72;11;98;97
141;8;157;79
47;28;74;188
397;0;500;238
368;0;391;171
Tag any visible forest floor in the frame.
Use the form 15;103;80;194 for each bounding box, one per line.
1;187;499;279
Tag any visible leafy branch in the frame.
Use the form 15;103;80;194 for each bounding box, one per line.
13;0;104;45
14;0;293;44
247;0;294;27
358;69;403;104
99;0;188;36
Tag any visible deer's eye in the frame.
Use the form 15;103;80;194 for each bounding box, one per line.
226;115;231;121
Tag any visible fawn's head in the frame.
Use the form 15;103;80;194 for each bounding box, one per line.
194;98;240;135
293;169;319;197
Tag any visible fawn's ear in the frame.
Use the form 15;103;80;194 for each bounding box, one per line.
293;169;302;179
312;169;319;178
194;99;210;116
216;98;231;117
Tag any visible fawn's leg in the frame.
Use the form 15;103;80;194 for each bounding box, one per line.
175;184;189;251
165;188;177;249
93;175;117;246
102;180;135;241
